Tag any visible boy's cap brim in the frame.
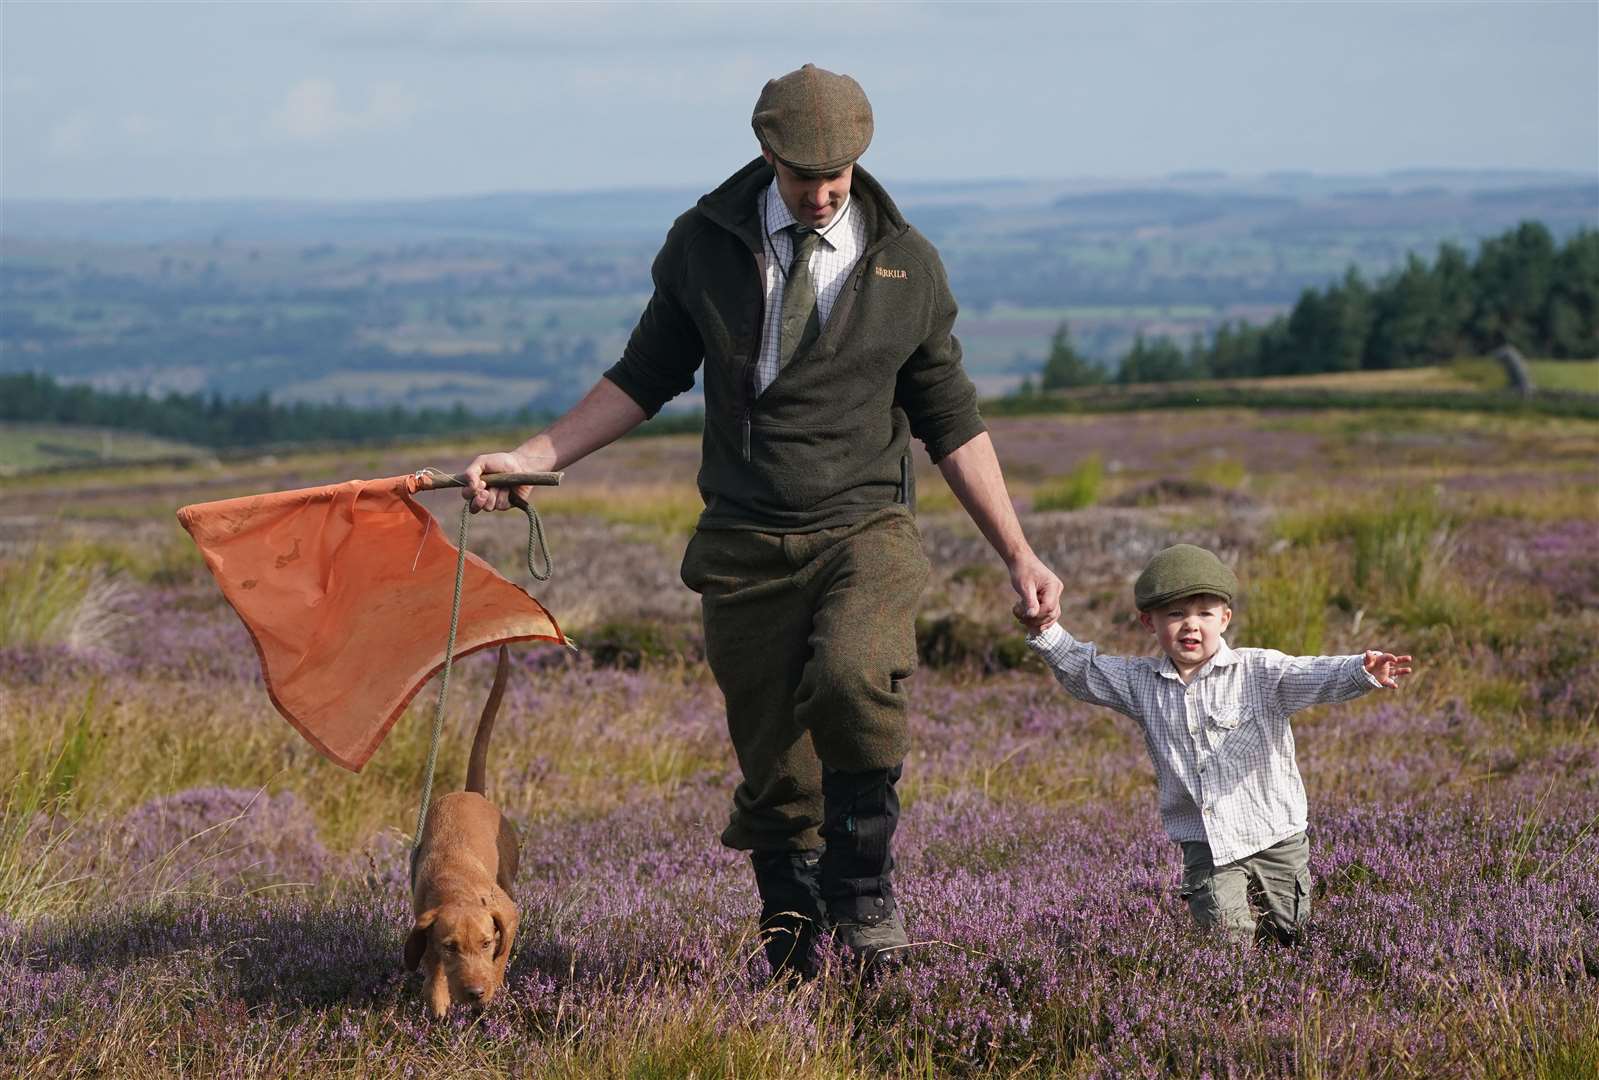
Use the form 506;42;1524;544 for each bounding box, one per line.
1134;544;1237;610
1138;584;1234;611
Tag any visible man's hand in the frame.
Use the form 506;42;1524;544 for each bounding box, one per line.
461;449;539;513
1009;552;1063;635
461;378;648;512
1363;650;1414;689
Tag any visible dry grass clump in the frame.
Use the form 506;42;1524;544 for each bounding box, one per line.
0;543;141;651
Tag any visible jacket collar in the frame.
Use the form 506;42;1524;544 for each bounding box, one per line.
696;157;909;253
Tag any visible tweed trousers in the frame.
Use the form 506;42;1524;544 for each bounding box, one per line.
680;506;929;852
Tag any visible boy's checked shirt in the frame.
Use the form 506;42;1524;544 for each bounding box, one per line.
1028;623;1383;865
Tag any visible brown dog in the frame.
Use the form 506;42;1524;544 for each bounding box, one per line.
405;645;520;1017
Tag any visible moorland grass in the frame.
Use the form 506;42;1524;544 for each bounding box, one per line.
1236;549;1330;656
1031;454;1104;512
532;482;703;537
0;545;95;649
0;542;142;650
1266;489;1504;645
2;409;1596;1078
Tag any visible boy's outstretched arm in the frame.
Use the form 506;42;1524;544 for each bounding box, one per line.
1363;650;1415;689
1022;615;1141;718
1270;647;1416;714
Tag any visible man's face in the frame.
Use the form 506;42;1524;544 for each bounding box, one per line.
762;148;853;229
1139;594;1232;674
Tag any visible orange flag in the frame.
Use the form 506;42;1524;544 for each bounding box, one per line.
177;473;565;772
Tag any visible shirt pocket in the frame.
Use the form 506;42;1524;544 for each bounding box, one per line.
1207;705;1263;761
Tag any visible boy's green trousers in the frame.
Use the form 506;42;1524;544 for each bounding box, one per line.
1180;831;1312;945
679;506;928;853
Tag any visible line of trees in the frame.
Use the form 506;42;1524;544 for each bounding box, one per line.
0;373;539;449
1039;222;1598;388
0;372;705;451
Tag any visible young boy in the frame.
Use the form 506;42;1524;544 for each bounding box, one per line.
1023;543;1413;945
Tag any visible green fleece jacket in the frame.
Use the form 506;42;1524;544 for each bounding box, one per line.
603;158;986;533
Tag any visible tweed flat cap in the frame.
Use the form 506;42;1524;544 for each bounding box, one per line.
751;63;873;176
1134;544;1238;611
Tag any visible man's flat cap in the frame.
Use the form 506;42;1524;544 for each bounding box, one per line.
751;63;873;176
1134;544;1238;611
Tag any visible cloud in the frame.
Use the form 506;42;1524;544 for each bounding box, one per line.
120;113;159;140
269;78;417;141
46;113;93;157
323;2;929;57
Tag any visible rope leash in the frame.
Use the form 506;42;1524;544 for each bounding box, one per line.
410;469;556;853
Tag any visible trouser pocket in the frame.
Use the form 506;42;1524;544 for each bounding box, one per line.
1250;833;1311;946
1178;842;1220;925
1293;863;1312;932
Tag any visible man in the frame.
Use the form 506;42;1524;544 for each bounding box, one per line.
463;64;1062;979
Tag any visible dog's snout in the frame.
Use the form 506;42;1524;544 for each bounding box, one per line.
463;984;486;1002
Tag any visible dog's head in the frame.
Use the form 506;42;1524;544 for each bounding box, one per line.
404;894;518;1014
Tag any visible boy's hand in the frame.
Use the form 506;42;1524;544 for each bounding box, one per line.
1363;650;1414;688
1013;598;1057;635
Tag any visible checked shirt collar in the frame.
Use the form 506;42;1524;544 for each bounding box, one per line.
762;181;854;251
1155;639;1241;683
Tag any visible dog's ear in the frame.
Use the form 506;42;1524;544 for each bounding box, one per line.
404;909;438;971
491;902;519;963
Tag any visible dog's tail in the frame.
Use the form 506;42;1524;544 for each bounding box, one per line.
466;644;511;796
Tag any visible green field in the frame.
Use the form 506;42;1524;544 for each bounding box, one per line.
0;424;209;475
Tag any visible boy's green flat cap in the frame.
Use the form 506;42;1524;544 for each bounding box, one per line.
1135;544;1238;610
751;63;873;176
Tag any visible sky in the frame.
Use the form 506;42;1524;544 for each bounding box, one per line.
3;1;1596;201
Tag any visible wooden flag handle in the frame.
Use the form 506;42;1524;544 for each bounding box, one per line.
479;472;564;488
413;469;564;490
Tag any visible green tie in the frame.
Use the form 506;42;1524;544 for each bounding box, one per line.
778;226;822;370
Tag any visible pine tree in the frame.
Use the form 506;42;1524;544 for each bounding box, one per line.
1470;222;1556;352
1117;333;1189;383
1366;254;1440;369
1547;229;1599;357
1040;321;1105;389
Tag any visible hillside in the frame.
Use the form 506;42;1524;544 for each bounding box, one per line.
3;170;1593;410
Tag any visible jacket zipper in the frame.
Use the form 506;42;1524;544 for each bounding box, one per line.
743;249;764;463
740;235;881;463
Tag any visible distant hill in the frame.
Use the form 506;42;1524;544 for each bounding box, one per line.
2;169;1594;410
